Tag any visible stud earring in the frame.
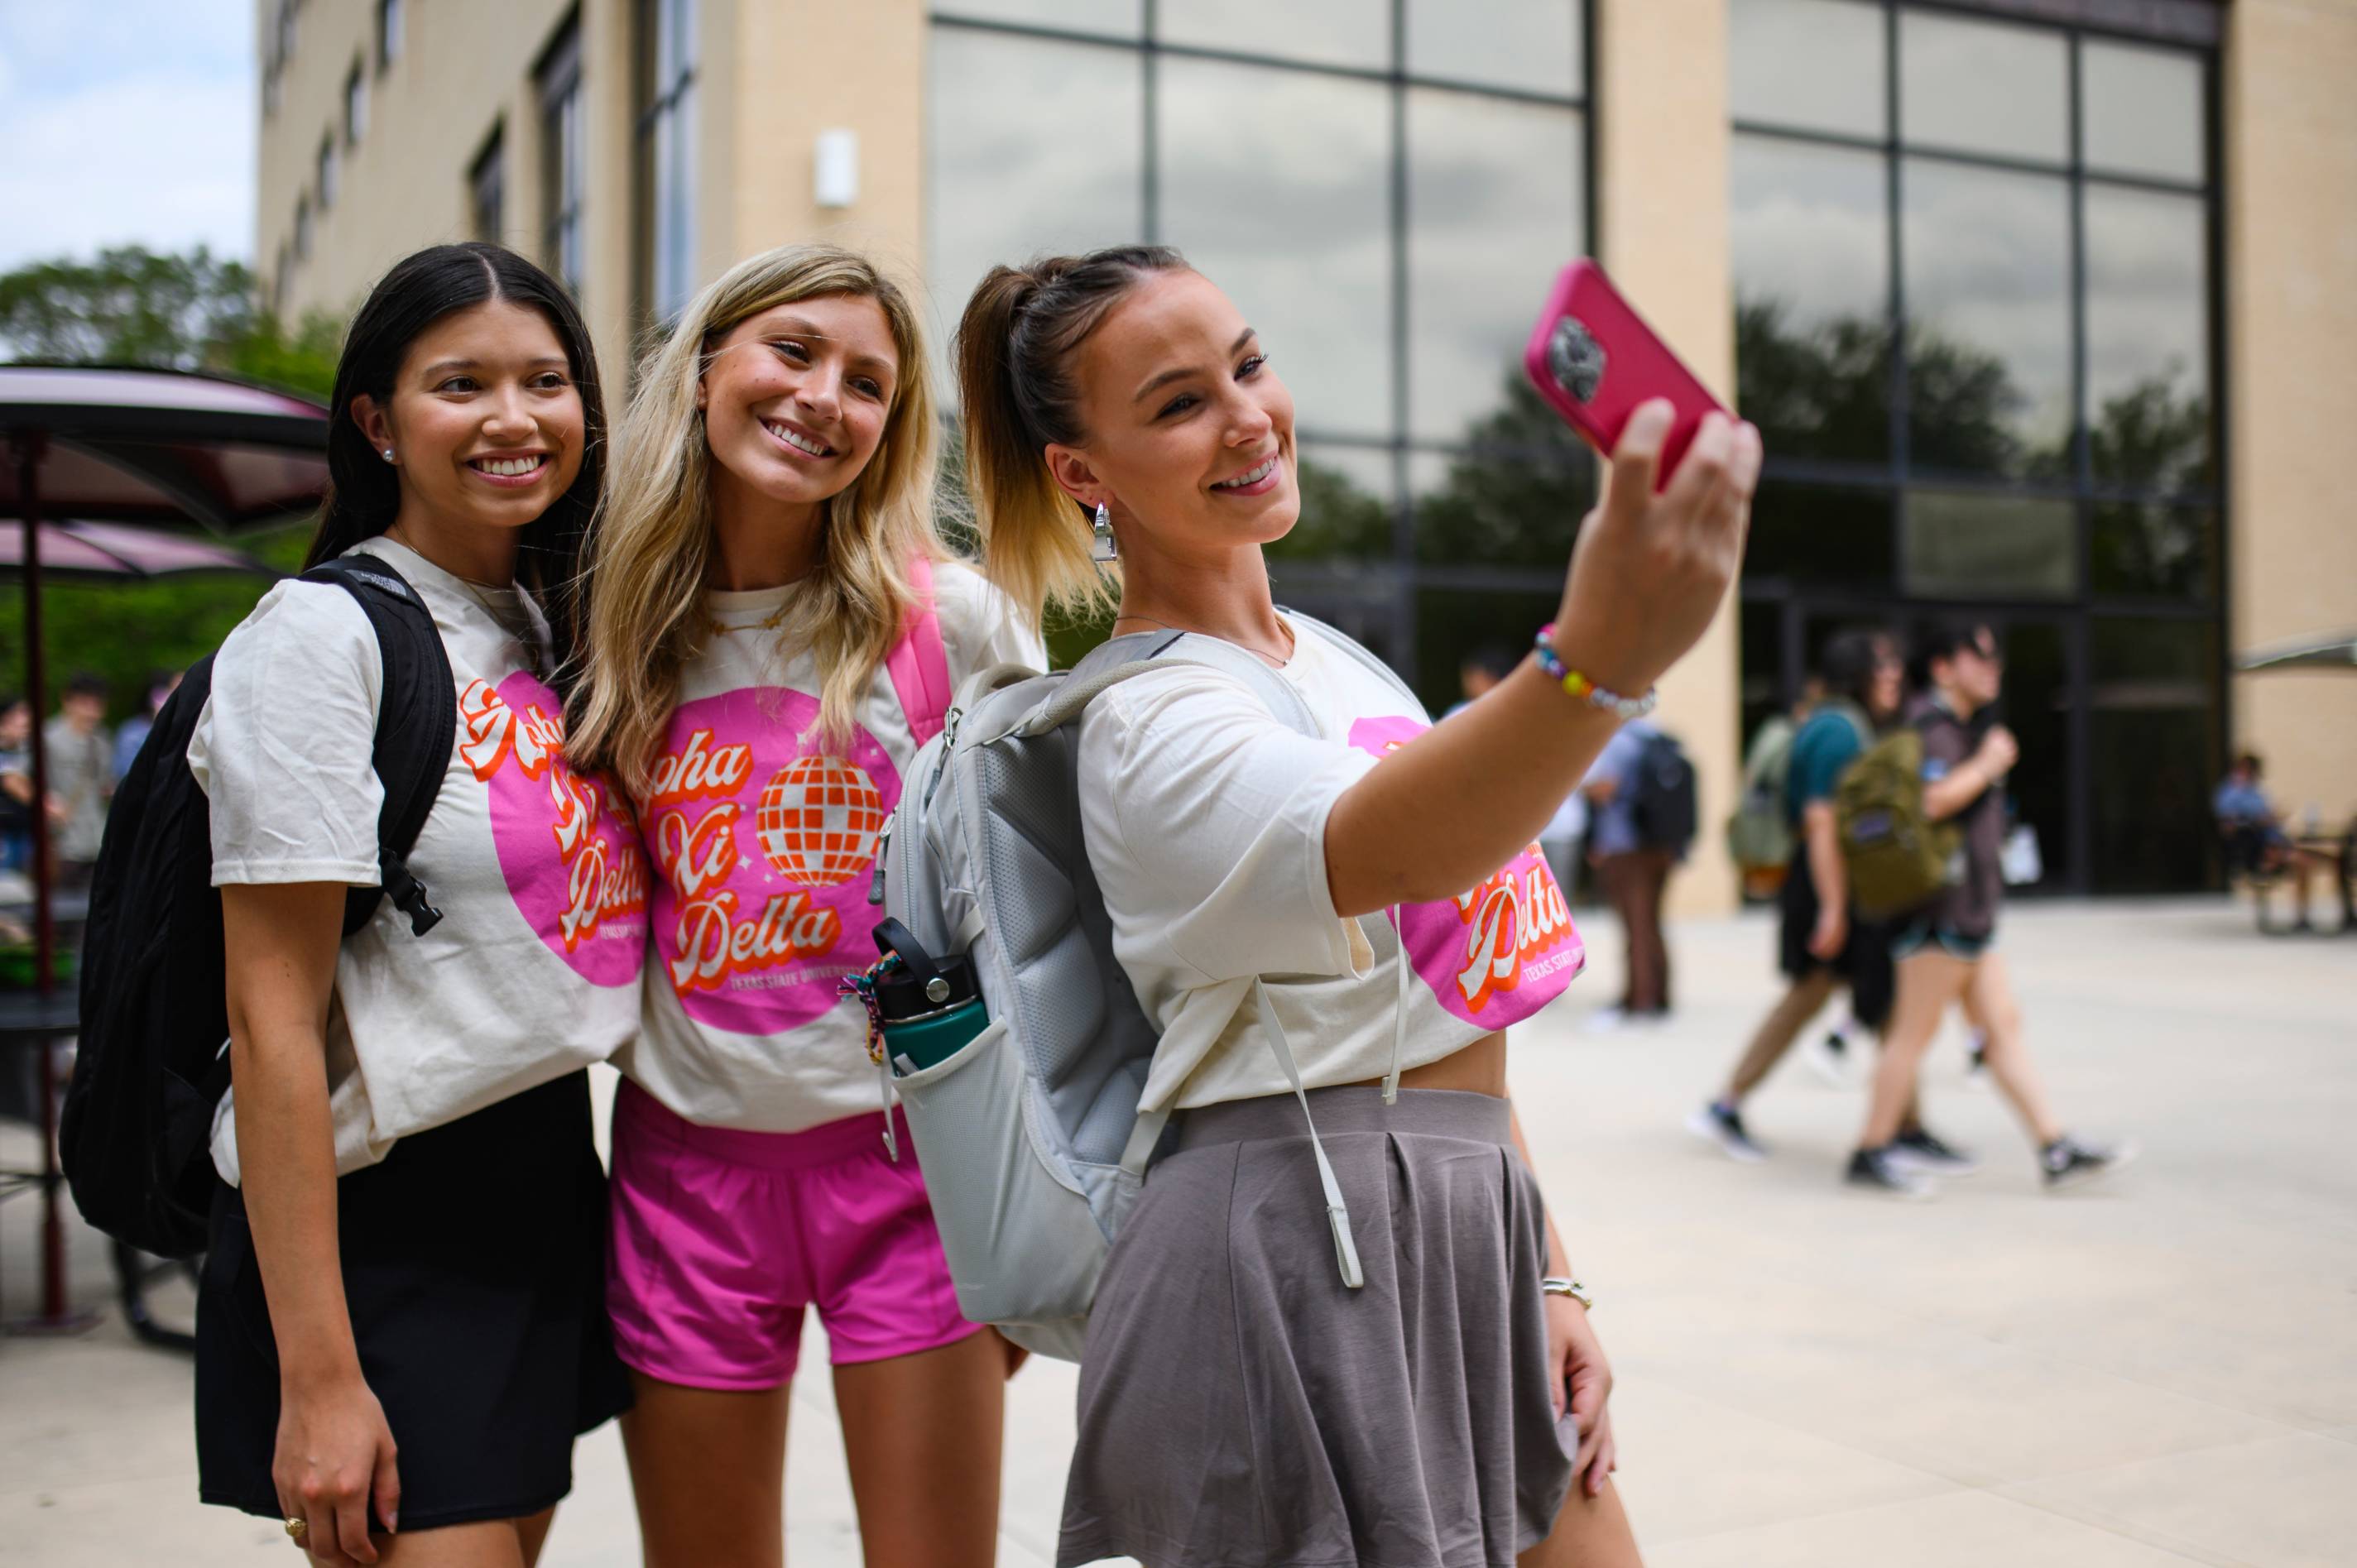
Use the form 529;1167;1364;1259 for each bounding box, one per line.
381;448;396;462
1090;500;1119;563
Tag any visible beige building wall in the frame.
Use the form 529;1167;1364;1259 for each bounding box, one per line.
1595;0;1741;918
2224;0;2357;829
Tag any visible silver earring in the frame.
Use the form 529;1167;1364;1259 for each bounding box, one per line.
1090;501;1119;563
381;448;396;462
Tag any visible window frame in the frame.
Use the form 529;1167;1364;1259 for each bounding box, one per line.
926;2;1597;689
535;17;587;293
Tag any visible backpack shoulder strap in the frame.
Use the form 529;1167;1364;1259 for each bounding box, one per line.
1041;628;1321;738
1278;607;1420;712
300;555;457;937
883;555;954;748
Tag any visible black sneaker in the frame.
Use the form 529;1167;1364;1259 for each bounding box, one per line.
1888;1125;1980;1177
1846;1146;1935;1198
1686;1102;1767;1163
2043;1135;2138;1191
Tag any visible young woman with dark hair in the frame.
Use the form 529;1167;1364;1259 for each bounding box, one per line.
191;242;644;1567
955;246;1759;1568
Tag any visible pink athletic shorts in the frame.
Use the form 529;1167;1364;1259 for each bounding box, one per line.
606;1080;984;1390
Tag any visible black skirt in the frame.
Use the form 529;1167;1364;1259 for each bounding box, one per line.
196;1071;631;1531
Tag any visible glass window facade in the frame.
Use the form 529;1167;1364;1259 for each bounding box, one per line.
636;0;699;324
926;3;1589;710
1730;0;2221;893
537;21;586;294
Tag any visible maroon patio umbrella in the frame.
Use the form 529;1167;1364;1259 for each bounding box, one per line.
0;519;276;582
0;365;326;1331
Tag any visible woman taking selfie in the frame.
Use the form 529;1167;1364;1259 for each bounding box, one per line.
194;243;642;1567
565;244;1040;1568
957;246;1759;1568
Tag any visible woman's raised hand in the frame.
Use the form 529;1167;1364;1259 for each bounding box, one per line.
1549;400;1761;699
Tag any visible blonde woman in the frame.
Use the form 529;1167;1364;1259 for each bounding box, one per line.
956;247;1758;1568
566;246;1043;1568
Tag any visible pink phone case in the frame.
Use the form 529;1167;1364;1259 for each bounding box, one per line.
1523;259;1729;487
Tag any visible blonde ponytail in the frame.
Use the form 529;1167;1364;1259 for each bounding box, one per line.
951;246;1186;629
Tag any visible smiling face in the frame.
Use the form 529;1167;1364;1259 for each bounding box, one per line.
1048;269;1297;557
353;299;586;537
697;293;900;518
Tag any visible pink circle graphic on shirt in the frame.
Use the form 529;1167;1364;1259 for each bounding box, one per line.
1347;715;1585;1027
640;688;903;1036
471;670;649;987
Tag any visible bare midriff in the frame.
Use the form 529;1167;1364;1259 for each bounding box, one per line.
1350;1029;1509;1098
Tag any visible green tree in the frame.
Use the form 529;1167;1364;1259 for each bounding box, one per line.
0;247;344;722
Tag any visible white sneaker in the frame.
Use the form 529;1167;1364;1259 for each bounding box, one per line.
1802;1029;1851;1086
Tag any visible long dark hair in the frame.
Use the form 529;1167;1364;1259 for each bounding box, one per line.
307;242;605;681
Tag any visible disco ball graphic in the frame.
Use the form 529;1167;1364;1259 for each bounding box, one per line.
755;756;886;888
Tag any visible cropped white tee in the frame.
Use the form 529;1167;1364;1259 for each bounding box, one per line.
191;538;649;1182
616;560;1044;1132
1076;615;1587;1114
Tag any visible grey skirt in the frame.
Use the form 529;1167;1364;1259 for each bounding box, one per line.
1059;1087;1577;1568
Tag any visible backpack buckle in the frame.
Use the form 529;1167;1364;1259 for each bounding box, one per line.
379;852;444;937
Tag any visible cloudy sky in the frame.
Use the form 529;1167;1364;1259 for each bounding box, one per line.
0;0;255;270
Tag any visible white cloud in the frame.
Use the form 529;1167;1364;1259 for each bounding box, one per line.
0;1;254;270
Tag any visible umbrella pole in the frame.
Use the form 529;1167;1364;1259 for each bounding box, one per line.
12;432;74;1331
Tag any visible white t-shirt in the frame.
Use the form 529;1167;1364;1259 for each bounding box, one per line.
617;560;1044;1132
191;538;649;1182
1078;616;1588;1115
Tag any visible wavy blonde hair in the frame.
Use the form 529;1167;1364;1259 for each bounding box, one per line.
565;245;943;794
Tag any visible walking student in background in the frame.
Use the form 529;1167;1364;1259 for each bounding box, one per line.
565;244;1040;1568
1580;716;1695;1029
1846;618;2133;1197
957;242;1759;1568
44;671;112;888
194;243;640;1568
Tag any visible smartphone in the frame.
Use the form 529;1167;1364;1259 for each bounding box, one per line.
1523;259;1730;487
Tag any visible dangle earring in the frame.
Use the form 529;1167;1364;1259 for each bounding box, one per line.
1090;500;1119;563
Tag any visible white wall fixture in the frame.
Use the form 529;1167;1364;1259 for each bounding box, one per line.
814;129;859;209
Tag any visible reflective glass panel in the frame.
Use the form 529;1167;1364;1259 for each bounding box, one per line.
928;31;1145;386
1899;10;2067;165
1742;482;1894;588
1160;57;1392;438
2085;186;2211;493
1729;0;1886;139
2090;617;2220;892
1274;444;1397;561
1157;0;1387;71
1415;586;1563;712
1991;617;2070;892
2081;40;2205;185
934;0;1141;38
1732;137;1890;463
1409;434;1596;568
1408;0;1583;98
1902;490;2076;598
1408;89;1584;444
2092;502;2214;601
1902;159;2071;478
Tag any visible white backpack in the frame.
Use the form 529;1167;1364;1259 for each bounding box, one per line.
875;616;1419;1360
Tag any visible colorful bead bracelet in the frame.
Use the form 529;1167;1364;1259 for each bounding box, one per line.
1534;623;1658;721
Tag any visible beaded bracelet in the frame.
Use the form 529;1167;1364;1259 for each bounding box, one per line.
1534;624;1658;721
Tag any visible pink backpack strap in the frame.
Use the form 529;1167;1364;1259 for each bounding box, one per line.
884;555;953;747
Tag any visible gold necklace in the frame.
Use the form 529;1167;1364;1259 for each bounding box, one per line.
1111;612;1294;669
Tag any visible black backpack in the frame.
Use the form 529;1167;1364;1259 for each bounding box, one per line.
62;555;457;1259
1630;728;1699;858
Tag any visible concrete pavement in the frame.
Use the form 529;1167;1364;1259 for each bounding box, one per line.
3;898;2352;1566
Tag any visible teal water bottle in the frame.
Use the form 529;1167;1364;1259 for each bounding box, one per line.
871;918;989;1075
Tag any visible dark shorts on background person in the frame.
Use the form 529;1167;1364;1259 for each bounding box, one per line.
1060;1086;1576;1568
1890;920;1995;962
1777;859;1894;1031
195;1072;630;1532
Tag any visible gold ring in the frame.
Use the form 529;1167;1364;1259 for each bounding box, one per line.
285;1517;308;1541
